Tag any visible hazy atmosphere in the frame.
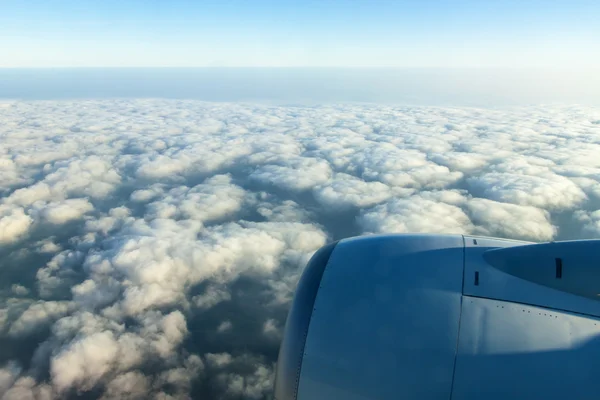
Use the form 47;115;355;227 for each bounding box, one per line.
1;0;600;399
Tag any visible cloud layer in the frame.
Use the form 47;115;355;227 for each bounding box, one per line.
0;99;599;399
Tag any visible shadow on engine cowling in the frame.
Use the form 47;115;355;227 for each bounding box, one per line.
451;333;600;400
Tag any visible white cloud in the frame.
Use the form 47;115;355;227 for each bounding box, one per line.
50;330;121;392
48;310;189;394
313;173;392;211
574;210;600;237
36;250;86;299
145;174;246;223
347;145;463;189
249;157;332;192
263;319;282;341
0;299;32;336
205;353;274;400
467;171;587;210
100;371;150;400
35;238;62;254
205;353;233;369
11;285;29;297
254;198;315;224
0;376;54;400
466;198;557;241
34;199;94;225
0;362;21;395
0;205;32;244
153;354;204;397
429;151;489;173
8;301;73;338
192;286;231;310
6;156;121;207
130;186;163;203
79;218;326;318
215;321;232;334
358;196;474;235
0;99;599;398
220;364;273;400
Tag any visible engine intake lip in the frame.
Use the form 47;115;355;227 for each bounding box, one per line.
273;240;339;400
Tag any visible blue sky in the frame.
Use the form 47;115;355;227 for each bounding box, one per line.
2;0;599;68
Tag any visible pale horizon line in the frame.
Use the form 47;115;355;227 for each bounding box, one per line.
1;66;598;71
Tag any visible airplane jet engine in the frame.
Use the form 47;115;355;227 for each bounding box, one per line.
273;234;600;400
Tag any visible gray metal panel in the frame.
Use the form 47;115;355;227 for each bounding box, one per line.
274;241;339;400
452;296;600;400
483;239;600;301
297;234;465;400
463;236;600;318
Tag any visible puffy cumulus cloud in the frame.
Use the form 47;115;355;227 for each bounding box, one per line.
6;156;121;207
84;206;134;236
1;376;54;400
249;157;332;192
0;205;32;244
0;362;21;395
358;196;474;235
313;173;393;211
11;284;30;297
48;310;189;394
132;137;252;182
145;175;246;222
574;210;600;236
152;354;204;398
220;364;273;400
255;199;314;224
262;319;282;342
0;157;28;191
130;184;165;203
35;239;62;254
0;99;599;399
429;151;489;173
99;371;150;400
7;301;73;338
206;354;274;400
217;320;233;333
36;250;87;299
50;330;122;392
0;299;31;335
465;198;557;241
467;171;587;210
77;217;327;319
205;353;233;369
192;285;232;310
346;145;463;189
32;199;94;225
0;198;94;246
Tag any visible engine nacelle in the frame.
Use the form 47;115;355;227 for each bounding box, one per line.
274;234;600;400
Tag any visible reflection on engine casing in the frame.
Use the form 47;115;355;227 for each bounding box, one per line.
274;234;600;400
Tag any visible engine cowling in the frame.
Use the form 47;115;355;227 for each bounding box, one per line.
273;234;600;400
